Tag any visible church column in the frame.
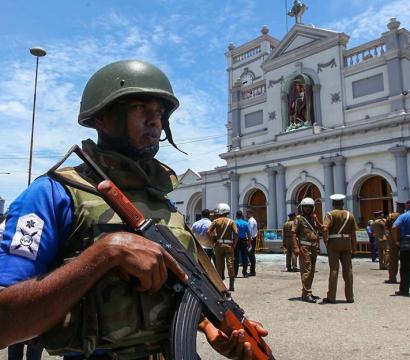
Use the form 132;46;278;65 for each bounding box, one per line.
312;84;322;126
319;157;334;213
274;164;287;227
229;172;239;218
230;80;242;149
201;186;207;210
333;155;347;195
265;167;277;228
389;145;409;202
223;181;231;210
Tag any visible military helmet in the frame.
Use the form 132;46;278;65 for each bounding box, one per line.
78;60;179;128
215;203;231;215
299;197;315;207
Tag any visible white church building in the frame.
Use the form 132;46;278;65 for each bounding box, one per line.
169;12;410;232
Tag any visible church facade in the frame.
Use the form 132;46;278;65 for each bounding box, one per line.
169;16;410;230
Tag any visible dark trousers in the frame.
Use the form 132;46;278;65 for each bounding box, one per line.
369;237;378;261
399;250;410;294
234;239;249;276
8;343;43;360
248;237;256;274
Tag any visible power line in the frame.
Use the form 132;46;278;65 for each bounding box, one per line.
0;134;226;160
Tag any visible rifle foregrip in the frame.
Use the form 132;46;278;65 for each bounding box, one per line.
97;180;146;229
219;310;274;360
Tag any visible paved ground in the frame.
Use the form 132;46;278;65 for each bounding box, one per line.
1;254;409;360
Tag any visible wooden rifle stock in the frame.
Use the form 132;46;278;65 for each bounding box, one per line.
97;179;274;360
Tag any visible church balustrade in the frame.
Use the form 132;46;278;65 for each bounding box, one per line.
233;46;261;63
343;38;385;67
241;82;266;100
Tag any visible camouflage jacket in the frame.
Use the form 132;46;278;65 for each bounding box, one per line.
42;140;196;359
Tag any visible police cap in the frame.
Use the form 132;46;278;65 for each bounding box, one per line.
288;212;296;217
330;194;346;201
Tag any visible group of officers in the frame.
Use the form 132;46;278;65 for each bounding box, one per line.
282;195;410;302
191;204;258;292
282;194;357;303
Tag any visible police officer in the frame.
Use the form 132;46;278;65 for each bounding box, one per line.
283;212;298;272
0;60;267;359
371;211;389;270
392;200;410;296
292;197;323;303
385;202;405;283
208;203;238;291
322;194;357;304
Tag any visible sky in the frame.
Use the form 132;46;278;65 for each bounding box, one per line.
0;0;409;208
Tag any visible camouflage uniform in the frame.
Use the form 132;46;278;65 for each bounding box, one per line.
42;140;196;359
372;218;389;270
283;220;298;271
291;215;321;298
324;209;357;302
386;211;402;282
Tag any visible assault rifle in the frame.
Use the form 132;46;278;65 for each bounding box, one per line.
48;145;275;360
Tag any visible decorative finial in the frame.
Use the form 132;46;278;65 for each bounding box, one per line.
261;25;269;35
228;43;235;51
387;18;400;31
288;0;308;25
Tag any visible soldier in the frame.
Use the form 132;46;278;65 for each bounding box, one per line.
385;202;405;283
292;197;323;303
208;203;238;291
322;194;357;304
371;211;389;270
0;60;267;359
283;212;298;272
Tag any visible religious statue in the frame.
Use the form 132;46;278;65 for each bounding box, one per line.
287;78;313;131
288;0;308;24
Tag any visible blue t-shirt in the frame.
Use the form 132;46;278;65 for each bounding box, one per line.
0;176;73;287
236;218;250;239
393;210;410;238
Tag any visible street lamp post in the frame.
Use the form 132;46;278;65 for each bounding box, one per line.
28;46;47;186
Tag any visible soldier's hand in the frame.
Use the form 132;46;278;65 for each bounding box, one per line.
200;318;268;360
101;231;188;292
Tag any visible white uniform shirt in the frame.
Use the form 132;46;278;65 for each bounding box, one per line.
248;216;258;238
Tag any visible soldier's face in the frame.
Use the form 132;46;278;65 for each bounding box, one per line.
96;97;164;151
126;98;164;150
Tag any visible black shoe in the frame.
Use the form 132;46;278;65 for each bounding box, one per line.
242;273;249;278
302;295;317;303
384;279;398;284
346;299;354;303
321;298;336;304
229;278;235;292
249;272;256;277
395;291;410;297
311;294;321;300
292;268;300;272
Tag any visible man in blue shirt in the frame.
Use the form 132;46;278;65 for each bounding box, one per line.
392;200;410;296
191;209;214;261
234;210;251;278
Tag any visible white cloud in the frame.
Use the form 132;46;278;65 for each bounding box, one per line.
0;9;229;207
326;0;410;45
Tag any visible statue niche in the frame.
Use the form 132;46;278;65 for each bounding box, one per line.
286;75;314;131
